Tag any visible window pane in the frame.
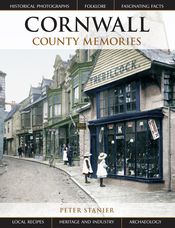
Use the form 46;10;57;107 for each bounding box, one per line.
107;126;115;174
54;104;61;116
116;123;125;176
49;106;52;118
148;120;160;178
136;120;147;177
125;121;135;176
100;91;108;117
74;86;79;102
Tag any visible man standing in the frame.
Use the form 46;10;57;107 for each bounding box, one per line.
67;144;73;166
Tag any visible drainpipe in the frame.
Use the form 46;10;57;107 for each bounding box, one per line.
168;106;172;192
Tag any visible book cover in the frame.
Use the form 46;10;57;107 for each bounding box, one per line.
0;0;175;227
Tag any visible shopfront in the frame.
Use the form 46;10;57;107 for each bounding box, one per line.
45;120;79;160
84;49;175;185
89;110;163;182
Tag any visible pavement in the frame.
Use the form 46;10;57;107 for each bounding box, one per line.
2;155;175;217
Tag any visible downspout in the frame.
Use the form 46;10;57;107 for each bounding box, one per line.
168;106;172;192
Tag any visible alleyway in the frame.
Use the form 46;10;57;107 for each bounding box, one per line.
0;157;95;204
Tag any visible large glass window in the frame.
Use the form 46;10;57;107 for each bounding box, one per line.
107;124;115;175
99;81;137;118
136;120;147;177
125;121;136;176
96;118;161;181
116;123;125;176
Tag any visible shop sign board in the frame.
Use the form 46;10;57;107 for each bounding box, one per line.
77;122;86;129
148;119;160;140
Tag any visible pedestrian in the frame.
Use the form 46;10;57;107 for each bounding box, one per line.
27;145;32;158
82;152;93;183
18;146;23;158
49;154;55;167
62;144;68;165
96;152;108;187
24;144;28;157
31;143;35;158
67;144;73;166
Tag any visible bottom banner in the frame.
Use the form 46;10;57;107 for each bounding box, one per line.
0;218;175;228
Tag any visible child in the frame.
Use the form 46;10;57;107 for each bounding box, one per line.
62;144;68;165
82;152;93;183
96;152;108;187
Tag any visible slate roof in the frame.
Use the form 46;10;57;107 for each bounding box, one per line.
5;105;20;121
30;86;41;95
139;49;175;65
22;95;46;111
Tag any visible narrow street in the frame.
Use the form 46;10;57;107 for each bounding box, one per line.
0;157;95;204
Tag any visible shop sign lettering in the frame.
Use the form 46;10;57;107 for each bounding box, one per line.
89;59;140;85
148;119;160;140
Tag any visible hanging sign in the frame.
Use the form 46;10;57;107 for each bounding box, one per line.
148;119;160;140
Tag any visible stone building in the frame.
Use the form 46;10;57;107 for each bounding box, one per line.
44;50;96;164
0;71;6;162
4;104;20;155
17;78;52;158
82;49;175;191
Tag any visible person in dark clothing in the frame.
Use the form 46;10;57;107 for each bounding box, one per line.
18;146;23;157
27;145;32;158
67;144;73;166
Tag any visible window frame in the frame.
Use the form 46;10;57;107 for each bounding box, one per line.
97;80;139;118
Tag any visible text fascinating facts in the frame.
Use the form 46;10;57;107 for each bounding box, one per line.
25;16;150;33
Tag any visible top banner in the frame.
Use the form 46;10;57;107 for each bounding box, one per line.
0;0;175;10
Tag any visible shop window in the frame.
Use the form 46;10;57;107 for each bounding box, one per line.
116;123;125;176
136;120;147;177
107;124;115;174
147;120;160;178
69;124;79;158
94;118;161;181
125;121;136;176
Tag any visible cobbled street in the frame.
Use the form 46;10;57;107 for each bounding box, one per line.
0;157;96;204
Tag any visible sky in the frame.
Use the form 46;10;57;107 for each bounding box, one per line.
0;12;175;109
0;50;75;106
